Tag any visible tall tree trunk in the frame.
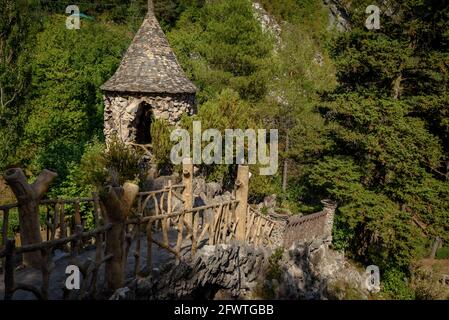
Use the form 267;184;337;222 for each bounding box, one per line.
282;131;289;192
430;237;442;259
148;0;154;14
3;168;57;268
392;74;402;99
100;182;139;294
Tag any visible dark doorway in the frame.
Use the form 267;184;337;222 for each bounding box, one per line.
135;102;153;145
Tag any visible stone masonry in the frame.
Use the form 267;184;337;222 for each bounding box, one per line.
101;7;196;145
103;92;195;144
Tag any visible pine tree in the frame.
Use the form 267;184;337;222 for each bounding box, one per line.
308;0;449;269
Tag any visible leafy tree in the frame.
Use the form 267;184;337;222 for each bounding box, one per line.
181;89;256;185
168;0;273;103
0;0;40;169
264;21;336;192
14;15;131;180
304;0;449;271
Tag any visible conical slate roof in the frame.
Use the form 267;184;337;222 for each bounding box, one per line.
101;13;197;94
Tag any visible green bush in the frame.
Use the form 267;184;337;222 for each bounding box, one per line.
62;136;143;191
255;248;284;299
266;248;284;281
150;118;175;174
104;137;143;186
436;247;449;260
381;269;415;300
411;267;449;300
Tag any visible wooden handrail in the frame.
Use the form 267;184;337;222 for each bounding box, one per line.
137;184;185;196
0;223;112;256
0;204;18;210
126;200;240;225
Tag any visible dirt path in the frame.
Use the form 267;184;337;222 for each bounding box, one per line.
0;229;191;300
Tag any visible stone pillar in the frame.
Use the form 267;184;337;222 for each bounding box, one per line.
322;199;337;242
235;166;249;242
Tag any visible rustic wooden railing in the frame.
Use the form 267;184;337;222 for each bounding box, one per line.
246;207;277;247
0;203;17;250
0;163;251;300
126;199;240;274
0;195;110;300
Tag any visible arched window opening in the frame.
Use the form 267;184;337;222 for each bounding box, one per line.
135;102;154;145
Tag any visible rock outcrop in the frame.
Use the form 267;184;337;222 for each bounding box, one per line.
275;237;368;300
111;244;268;300
110;238;368;300
323;0;351;32
252;2;282;47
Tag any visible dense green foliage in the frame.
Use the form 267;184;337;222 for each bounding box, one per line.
303;0;449;271
0;2;135;182
0;0;39;168
16;16;132;181
168;0;273;103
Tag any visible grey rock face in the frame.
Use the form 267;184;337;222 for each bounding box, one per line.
323;0;351;32
276;238;368;300
252;2;282;47
113;244;269;300
110;239;367;300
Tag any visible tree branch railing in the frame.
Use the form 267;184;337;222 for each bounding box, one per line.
126;199;240;274
0;162;251;300
245;207;276;247
0;194;110;300
0;223;112;300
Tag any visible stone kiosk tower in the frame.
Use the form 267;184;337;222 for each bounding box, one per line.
101;1;197;150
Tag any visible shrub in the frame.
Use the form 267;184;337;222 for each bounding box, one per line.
266;248;284;280
150;118;175;175
436;247;449;260
327;279;365;300
75;136;143;190
254;248;284;299
381;268;415;300
410;267;449;300
104;137;143;186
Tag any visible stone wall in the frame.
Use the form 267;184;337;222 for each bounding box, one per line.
283;211;327;249
103;92;196;144
283;200;337;249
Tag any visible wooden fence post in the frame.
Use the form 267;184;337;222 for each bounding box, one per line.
99;182;139;294
3;168;57;268
4;239;15;300
235;165;249;242
182;158;193;224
